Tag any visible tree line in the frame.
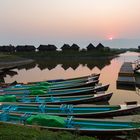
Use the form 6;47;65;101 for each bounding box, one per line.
0;43;110;52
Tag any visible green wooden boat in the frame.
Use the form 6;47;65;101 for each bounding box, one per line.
0;92;113;105
0;101;140;118
1;84;109;97
0;112;140;135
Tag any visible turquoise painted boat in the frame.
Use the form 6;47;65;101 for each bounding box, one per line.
1;79;99;92
0;92;113;104
0;102;140;118
1;74;100;91
0;84;109;97
29;73;100;85
0;112;140;135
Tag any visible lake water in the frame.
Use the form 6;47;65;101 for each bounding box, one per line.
4;51;140;105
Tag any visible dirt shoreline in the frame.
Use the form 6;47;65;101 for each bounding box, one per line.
0;59;34;73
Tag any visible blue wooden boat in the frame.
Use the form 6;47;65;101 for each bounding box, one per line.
0;92;112;104
29;73;100;84
1;84;109;97
0;112;140;135
0;101;140;118
1;79;99;92
1;74;100;90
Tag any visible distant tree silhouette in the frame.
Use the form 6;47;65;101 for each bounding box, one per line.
38;44;57;51
86;43;96;51
96;43;104;50
61;44;71;51
16;45;35;52
138;46;140;50
0;45;15;52
70;44;80;51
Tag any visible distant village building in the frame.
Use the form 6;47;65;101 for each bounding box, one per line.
61;44;71;51
96;43;105;50
47;44;57;51
86;43;96;51
0;45;15;52
16;45;35;52
70;44;80;51
38;45;48;51
38;44;57;51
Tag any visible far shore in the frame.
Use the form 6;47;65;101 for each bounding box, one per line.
0;50;124;73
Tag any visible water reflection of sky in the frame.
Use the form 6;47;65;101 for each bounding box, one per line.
4;51;140;104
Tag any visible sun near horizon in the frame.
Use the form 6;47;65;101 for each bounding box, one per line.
0;0;140;48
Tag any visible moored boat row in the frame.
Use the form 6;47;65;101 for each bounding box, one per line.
0;73;140;136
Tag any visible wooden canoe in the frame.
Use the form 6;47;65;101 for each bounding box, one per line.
0;113;140;135
29;73;100;84
2;74;100;91
16;92;113;105
1;84;110;97
1;102;140;118
1;79;99;92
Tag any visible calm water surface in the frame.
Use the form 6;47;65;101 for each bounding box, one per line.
4;51;140;105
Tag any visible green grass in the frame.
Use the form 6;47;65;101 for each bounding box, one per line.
0;122;97;140
0;53;26;62
15;49;124;60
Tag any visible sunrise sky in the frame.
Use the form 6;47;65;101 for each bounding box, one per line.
0;0;140;48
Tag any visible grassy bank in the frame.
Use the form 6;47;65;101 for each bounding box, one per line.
0;53;28;62
0;49;125;62
0;122;97;140
15;49;125;60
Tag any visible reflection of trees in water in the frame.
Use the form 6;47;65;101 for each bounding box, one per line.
37;60;57;70
17;62;37;70
0;70;18;81
86;58;111;70
0;75;5;83
61;62;80;70
9;57;113;71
